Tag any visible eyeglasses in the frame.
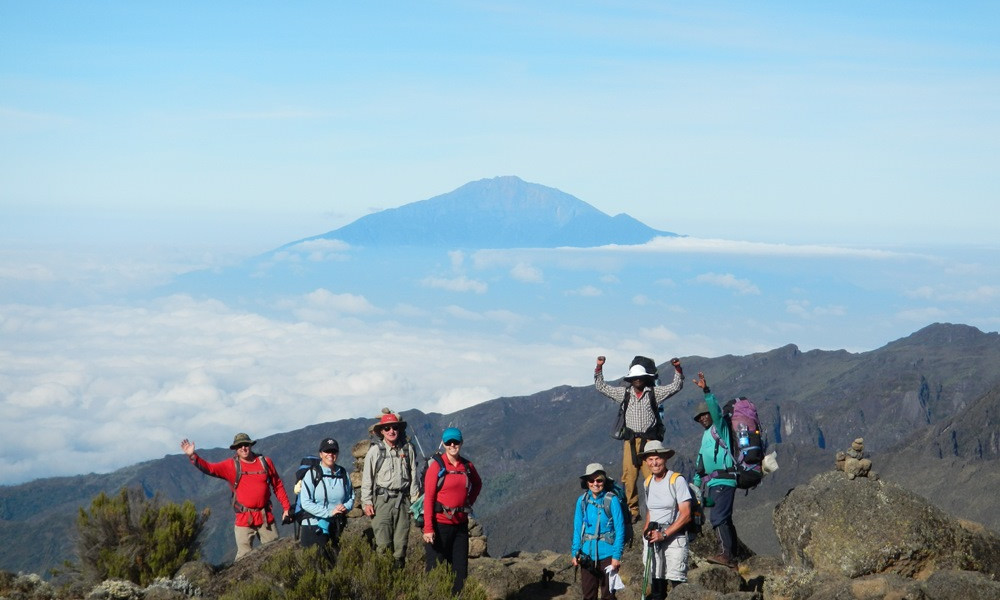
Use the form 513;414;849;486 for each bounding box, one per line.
587;477;606;485
382;425;400;432
443;440;462;447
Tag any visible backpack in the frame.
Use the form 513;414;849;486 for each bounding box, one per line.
590;478;633;548
643;472;701;540
611;356;665;441
290;456;348;540
230;455;274;513
408;453;473;527
711;397;766;490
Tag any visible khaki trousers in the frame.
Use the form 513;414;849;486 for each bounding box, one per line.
622;438;652;519
234;519;279;561
372;494;411;560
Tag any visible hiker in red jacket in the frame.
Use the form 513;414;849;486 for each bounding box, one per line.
181;433;291;561
422;427;482;595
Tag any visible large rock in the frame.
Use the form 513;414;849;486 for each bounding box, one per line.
773;471;1000;579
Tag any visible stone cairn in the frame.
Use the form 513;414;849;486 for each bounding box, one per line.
348;436;489;557
834;437;877;480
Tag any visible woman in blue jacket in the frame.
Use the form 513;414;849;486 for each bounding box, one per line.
299;437;354;557
571;463;625;600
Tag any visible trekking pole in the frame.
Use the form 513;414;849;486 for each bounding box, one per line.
411;432;427;459
641;540;652;600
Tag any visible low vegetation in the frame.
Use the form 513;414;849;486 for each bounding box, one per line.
220;534;487;600
0;487;487;600
74;486;207;587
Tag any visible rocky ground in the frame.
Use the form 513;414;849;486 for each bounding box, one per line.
5;455;1000;600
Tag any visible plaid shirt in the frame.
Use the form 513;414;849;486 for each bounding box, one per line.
595;368;684;433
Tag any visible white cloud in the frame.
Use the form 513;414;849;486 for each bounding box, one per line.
421;276;488;293
695;272;761;295
786;299;847;319
510;262;544;283
445;305;484;320
270;239;351;263
637;237;920;259
566;285;603;297
904;284;1000;304
640;326;679;342
0;296;585;485
302;289;379;314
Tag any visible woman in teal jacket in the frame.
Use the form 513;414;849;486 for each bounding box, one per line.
571;463;625;600
692;372;739;568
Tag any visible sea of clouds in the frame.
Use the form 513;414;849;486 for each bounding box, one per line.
2;238;998;485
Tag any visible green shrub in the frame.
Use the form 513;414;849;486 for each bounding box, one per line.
221;533;487;600
74;486;207;586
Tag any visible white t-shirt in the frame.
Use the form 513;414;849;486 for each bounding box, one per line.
645;471;692;527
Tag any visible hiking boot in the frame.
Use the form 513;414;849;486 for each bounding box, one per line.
706;553;737;569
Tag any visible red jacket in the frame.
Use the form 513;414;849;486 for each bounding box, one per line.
423;455;482;533
191;453;291;527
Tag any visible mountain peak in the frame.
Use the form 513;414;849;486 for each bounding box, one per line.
301;176;677;249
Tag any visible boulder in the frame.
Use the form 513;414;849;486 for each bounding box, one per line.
921;569;1000;600
469;551;576;600
774;471;1000;579
687;564;742;594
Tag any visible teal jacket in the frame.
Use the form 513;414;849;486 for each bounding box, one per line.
571;489;626;561
693;391;737;489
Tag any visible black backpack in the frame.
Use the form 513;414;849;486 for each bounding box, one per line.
630;355;659;383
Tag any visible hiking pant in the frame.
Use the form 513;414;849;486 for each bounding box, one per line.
579;556;613;600
234;519;279;561
372;493;411;561
643;534;688;582
708;484;738;560
300;525;339;564
424;521;469;594
622;439;652;518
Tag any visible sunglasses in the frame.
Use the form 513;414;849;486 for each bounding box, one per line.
235;444;252;449
381;425;400;432
587;477;606;484
442;440;462;447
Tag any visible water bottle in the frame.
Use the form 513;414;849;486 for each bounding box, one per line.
737;423;750;450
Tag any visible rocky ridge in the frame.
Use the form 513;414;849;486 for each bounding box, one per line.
5;441;998;600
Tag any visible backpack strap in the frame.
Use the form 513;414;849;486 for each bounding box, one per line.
579;491;615;545
432;455;473;516
231;455;272;514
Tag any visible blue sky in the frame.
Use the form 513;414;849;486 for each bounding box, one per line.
2;2;999;485
3;1;998;247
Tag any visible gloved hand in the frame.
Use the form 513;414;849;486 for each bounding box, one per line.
671;358;683;377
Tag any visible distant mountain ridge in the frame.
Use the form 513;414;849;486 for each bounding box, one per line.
290;175;678;249
4;323;999;576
